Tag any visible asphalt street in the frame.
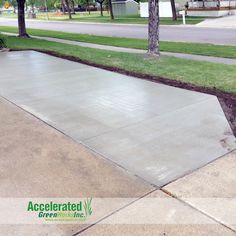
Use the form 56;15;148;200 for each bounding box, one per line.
0;18;236;45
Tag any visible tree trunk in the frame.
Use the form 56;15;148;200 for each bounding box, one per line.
148;0;159;55
100;2;103;16
64;0;72;19
31;3;34;13
87;0;91;15
71;0;75;14
61;0;66;14
17;0;29;38
108;0;114;20
170;0;177;20
87;6;91;15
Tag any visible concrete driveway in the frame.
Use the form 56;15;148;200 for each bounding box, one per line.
0;94;234;235
0;96;154;235
197;15;236;28
0;97;234;235
0;51;235;188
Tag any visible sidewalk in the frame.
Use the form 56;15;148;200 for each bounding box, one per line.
2;32;236;65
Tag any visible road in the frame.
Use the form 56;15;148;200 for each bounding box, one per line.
0;18;236;45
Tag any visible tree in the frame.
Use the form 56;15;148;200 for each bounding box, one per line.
61;0;66;13
17;0;30;38
71;0;75;14
13;0;17;13
86;0;91;15
170;0;177;21
0;0;17;12
108;0;114;20
96;0;105;16
76;0;95;14
64;0;72;19
148;0;159;55
27;0;36;16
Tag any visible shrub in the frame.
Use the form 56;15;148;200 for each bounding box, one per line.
0;36;6;49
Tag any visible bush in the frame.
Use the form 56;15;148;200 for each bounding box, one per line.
0;36;6;49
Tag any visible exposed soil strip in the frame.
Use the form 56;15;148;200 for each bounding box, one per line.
9;49;236;136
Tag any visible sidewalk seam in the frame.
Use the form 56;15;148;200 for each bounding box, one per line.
72;188;158;236
161;188;236;234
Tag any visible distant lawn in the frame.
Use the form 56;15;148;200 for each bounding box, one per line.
57;14;205;25
2;35;236;93
0;12;206;25
1;26;236;59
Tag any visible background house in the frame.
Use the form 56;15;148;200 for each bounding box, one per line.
187;0;236;17
112;0;139;16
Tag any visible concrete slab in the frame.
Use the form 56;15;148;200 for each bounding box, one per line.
0;98;153;197
78;224;236;236
164;150;236;231
197;15;236;28
0;98;154;235
79;190;235;236
85;96;236;186
0;51;235;187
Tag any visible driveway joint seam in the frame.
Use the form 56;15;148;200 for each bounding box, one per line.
160;188;236;233
72;188;158;236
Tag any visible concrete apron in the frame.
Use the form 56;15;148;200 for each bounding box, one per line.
0;51;235;187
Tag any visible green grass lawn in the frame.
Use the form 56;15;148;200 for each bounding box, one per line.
2;35;236;93
1;26;236;59
55;14;205;25
0;12;206;25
